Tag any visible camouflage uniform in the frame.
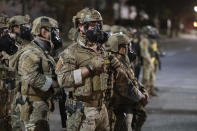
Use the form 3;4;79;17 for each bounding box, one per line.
139;34;155;95
148;27;161;83
0;15;16;131
0;57;15;131
105;33;148;131
11;16;58;131
56;8;110;131
8;15;31;131
150;38;160;74
141;26;161;96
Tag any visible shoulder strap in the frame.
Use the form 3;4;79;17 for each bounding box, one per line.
33;40;56;79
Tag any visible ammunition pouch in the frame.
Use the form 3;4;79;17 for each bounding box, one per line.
74;73;108;98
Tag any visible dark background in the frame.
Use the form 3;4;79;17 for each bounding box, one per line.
0;0;196;38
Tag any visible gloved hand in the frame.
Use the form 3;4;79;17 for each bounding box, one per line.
140;93;149;107
88;56;105;74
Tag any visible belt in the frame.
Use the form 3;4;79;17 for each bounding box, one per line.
28;96;43;102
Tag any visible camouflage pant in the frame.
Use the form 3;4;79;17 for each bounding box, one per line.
0;90;12;131
67;104;110;131
141;64;155;93
114;107;133;131
11;92;22;131
107;107;116;131
132;106;147;131
0;90;9;117
21;100;50;131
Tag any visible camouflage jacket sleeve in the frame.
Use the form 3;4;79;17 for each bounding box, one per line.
55;46;80;88
116;66;143;102
18;49;52;92
140;39;151;61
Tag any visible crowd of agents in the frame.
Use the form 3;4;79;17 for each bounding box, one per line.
0;7;161;131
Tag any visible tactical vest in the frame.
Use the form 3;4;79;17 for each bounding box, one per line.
72;43;109;101
16;42;55;101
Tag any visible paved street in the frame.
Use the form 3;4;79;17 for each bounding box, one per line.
142;36;197;131
49;36;197;131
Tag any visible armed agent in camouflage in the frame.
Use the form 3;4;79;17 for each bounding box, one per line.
55;8;113;131
8;15;32;131
106;33;149;131
0;15;17;131
10;16;59;131
140;26;159;96
9;15;32;49
146;26;161;84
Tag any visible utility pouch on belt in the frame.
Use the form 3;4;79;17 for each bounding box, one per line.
66;101;83;115
92;75;100;92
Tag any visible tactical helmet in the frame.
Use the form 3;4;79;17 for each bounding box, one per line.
106;33;130;53
8;15;30;28
103;24;111;32
120;26;129;35
142;25;159;38
73;8;103;28
31;16;53;36
111;25;128;35
0;15;9;29
48;17;59;28
111;25;121;34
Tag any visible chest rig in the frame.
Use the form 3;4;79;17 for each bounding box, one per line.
73;44;109;101
20;41;55;100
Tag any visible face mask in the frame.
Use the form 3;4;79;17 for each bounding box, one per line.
20;25;33;41
85;26;108;44
51;28;62;50
0;34;18;55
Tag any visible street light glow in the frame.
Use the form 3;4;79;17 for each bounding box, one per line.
193;21;197;27
194;6;197;12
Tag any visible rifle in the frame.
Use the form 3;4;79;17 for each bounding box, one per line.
58;88;67;128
